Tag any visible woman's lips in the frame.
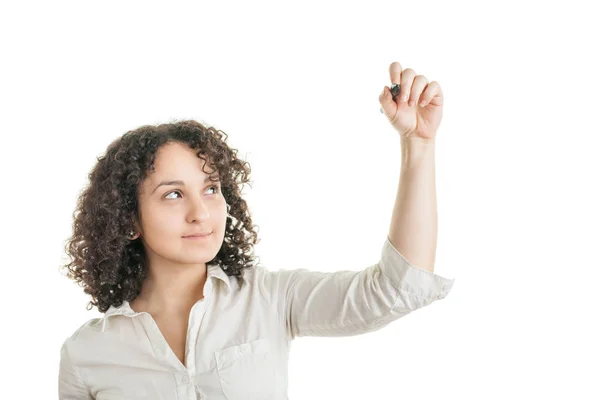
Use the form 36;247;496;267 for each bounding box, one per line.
183;232;212;239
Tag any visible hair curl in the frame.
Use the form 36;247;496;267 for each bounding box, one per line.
60;119;261;313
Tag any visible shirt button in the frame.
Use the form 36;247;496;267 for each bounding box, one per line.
182;375;189;384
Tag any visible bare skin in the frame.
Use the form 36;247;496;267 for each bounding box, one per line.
158;318;187;366
131;299;199;366
127;142;228;365
130;294;204;366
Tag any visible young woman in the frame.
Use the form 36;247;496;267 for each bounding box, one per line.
59;62;455;400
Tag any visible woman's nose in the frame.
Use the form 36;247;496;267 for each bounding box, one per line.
187;199;210;222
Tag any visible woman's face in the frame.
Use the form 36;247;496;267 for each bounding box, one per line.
133;142;228;267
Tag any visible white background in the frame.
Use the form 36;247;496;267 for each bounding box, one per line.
1;0;599;398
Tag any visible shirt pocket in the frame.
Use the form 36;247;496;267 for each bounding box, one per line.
215;337;277;400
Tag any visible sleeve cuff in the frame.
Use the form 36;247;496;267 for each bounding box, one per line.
380;236;455;300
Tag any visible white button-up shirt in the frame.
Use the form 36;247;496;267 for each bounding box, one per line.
59;236;455;399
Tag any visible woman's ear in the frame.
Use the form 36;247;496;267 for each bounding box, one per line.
127;218;142;240
127;230;139;240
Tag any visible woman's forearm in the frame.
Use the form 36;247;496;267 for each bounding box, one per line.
387;137;438;273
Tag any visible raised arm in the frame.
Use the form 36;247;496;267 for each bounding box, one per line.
266;62;453;340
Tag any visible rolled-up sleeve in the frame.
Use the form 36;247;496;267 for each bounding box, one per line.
59;341;93;399
268;236;455;340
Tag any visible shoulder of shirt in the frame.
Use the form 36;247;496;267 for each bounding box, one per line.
241;264;278;306
60;316;102;349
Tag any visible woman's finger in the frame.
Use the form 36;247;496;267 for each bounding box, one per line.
418;80;442;107
389;62;402;86
398;68;417;103
408;75;429;107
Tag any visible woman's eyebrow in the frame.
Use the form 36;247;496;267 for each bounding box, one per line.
151;175;219;194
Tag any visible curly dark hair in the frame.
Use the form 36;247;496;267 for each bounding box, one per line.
60;119;261;313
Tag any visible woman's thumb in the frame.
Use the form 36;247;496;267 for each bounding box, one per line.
379;86;393;116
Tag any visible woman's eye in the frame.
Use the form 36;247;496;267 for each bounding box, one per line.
164;191;182;199
164;186;220;199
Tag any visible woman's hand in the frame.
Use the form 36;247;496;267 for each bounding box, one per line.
379;61;443;142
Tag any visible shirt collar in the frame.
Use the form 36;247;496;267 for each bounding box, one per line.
103;263;232;319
